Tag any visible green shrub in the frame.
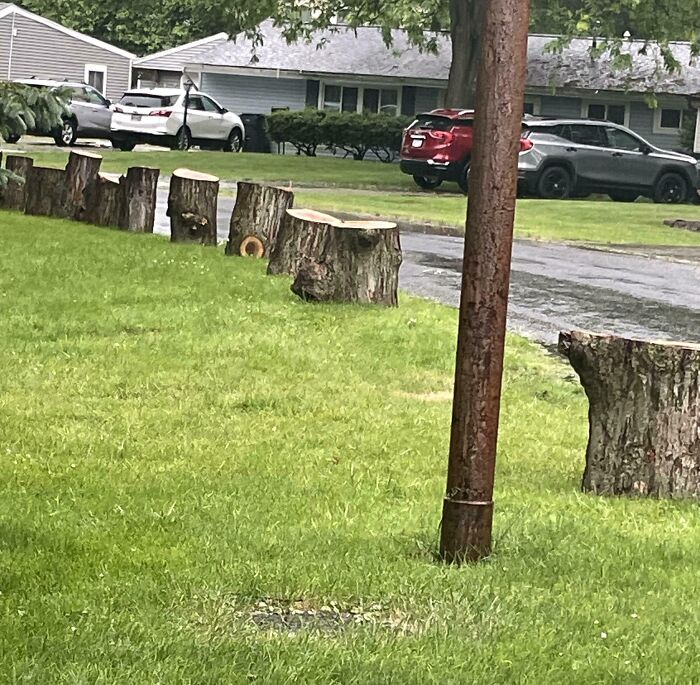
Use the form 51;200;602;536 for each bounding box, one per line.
267;108;326;156
267;109;412;162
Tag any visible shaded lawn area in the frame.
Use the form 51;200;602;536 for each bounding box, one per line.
2;213;700;683
20;149;414;190
297;189;700;246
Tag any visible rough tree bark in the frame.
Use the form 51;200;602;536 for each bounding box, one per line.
225;182;294;258
83;174;124;228
167;169;219;245
559;330;700;499
2;155;33;211
24;167;66;218
269;209;402;306
64;150;102;220
120;167;159;232
444;0;487;108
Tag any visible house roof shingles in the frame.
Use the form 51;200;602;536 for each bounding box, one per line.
181;21;700;97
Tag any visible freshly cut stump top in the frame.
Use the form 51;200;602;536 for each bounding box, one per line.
172;168;219;183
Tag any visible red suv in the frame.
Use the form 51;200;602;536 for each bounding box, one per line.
400;109;475;192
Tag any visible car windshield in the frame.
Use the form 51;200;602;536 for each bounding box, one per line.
119;93;179;108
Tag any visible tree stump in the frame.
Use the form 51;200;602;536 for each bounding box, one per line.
83;174;124;228
268;209;402;306
559;330;700;499
120;166;159;232
2;155;33;211
225;182;294;258
24;167;66;218
167;168;219;245
64;150;102;220
664;219;700;233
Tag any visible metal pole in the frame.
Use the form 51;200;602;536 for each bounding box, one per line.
439;0;531;564
181;80;191;150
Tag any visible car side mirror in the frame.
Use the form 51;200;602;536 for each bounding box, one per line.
640;144;652;155
221;108;228;113
105;99;111;107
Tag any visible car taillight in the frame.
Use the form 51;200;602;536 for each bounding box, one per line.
428;130;455;144
519;138;534;152
149;110;172;117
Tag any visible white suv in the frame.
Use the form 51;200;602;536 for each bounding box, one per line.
110;88;245;152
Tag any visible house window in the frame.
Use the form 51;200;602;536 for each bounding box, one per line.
362;88;399;115
322;84;358;112
84;64;107;95
320;83;401;116
654;107;684;133
583;102;628;126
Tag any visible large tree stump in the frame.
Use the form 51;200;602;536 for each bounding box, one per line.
83;174;124;228
559;330;700;499
64;150;102;220
120;166;159;233
167;168;219;245
2;155;33;211
225;182;294;258
24;167;66;218
268;209;402;306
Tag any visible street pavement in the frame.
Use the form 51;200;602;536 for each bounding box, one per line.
155;189;700;346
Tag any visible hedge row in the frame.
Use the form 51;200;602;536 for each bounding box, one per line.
267;109;412;162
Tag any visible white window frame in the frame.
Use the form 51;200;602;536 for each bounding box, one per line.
581;100;630;127
653;106;684;135
523;96;542;116
318;81;402;116
84;63;107;95
694;109;700;154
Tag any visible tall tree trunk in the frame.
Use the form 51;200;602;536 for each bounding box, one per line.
445;0;487;108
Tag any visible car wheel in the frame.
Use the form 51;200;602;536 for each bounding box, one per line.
412;175;442;190
223;128;243;153
3;133;21;144
111;139;136;152
653;172;688;204
172;127;191;151
537;166;572;200
608;191;639;203
54;119;77;147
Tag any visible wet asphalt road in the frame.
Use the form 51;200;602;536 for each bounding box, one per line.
155;189;700;346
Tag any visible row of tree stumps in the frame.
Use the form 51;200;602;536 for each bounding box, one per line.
169;173;402;306
0;151;159;231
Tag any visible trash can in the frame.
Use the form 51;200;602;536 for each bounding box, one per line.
240;113;272;153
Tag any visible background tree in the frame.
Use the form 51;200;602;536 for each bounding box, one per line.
14;0;700;104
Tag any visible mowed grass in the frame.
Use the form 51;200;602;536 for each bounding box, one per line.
19;149;414;190
2;214;700;683
297;189;700;246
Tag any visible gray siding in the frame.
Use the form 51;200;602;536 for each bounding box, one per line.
628;100;684;149
0;13;131;100
200;72;306;114
414;86;440;114
539;95;582;118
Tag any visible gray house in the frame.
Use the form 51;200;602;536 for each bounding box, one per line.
136;21;700;151
0;3;134;100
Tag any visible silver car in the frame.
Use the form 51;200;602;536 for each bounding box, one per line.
518;118;700;203
8;79;113;147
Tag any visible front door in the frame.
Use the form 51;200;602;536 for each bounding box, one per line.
603;126;656;189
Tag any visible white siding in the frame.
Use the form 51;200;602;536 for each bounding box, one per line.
0;13;131;100
200;72;307;114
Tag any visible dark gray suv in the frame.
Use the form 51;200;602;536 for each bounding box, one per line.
518;118;700;203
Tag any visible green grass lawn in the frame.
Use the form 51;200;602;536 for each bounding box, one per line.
19;149;414;190
297;189;700;246
2;213;700;683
